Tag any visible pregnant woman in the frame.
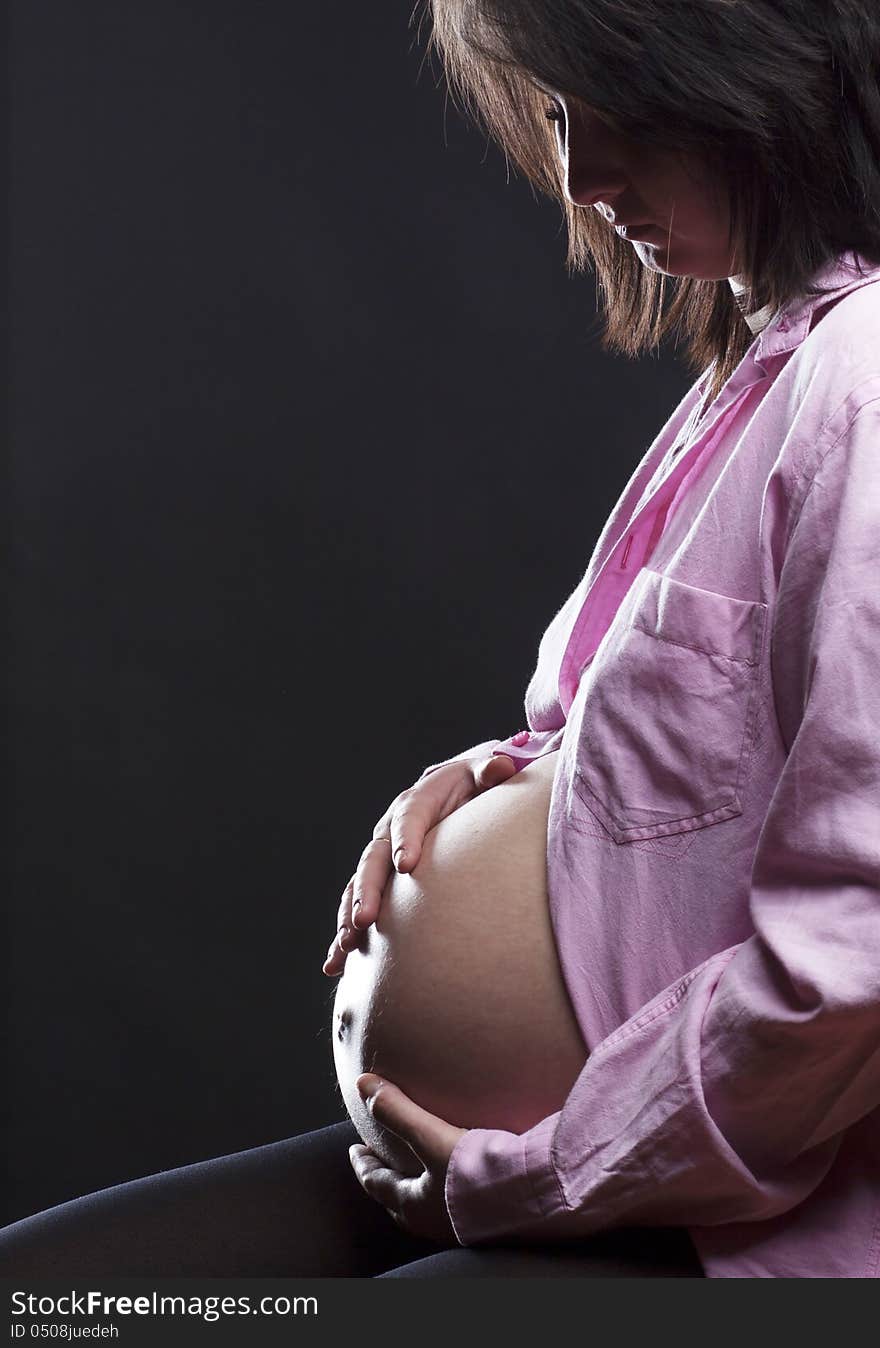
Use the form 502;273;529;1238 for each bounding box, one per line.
3;0;880;1279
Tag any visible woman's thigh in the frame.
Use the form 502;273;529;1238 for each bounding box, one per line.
0;1120;451;1278
0;1121;703;1278
381;1227;704;1278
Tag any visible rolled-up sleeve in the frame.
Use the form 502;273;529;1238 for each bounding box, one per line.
444;400;880;1247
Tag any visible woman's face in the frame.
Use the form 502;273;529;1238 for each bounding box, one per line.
540;86;740;280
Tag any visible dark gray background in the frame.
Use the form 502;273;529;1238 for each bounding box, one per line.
5;0;691;1225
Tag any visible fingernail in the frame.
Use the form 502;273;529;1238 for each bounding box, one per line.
357;1074;383;1101
393;847;407;868
351;900;361;925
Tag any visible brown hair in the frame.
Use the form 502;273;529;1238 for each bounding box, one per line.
417;0;880;402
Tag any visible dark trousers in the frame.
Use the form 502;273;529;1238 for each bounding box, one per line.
0;1120;703;1277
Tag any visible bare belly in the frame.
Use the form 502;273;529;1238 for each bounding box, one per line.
331;750;588;1176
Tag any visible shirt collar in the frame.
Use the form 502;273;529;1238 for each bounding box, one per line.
727;274;775;335
748;249;880;365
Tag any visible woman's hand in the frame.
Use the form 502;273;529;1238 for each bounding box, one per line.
348;1073;466;1244
322;751;517;976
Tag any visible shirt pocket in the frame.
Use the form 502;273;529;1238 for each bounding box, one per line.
571;568;768;844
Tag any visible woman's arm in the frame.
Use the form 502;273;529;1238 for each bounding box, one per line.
443;399;880;1245
418;727;565;781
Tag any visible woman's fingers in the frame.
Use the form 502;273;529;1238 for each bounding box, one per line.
473;751;517;791
322;934;348;977
379;782;451;879
321;834;394;977
322;760;489;978
350;833;394;929
320;877;356;976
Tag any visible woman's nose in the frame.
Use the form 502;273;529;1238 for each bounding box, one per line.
565;151;628;210
559;112;628;211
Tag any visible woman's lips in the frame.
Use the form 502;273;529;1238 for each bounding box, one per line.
614;222;662;239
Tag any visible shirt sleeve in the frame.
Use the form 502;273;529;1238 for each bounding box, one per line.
444;399;880;1246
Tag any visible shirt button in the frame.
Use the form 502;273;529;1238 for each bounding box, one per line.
510;730;531;747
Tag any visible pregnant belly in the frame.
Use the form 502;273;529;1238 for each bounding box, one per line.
331;750;589;1176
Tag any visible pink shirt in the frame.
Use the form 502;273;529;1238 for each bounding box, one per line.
420;249;880;1278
